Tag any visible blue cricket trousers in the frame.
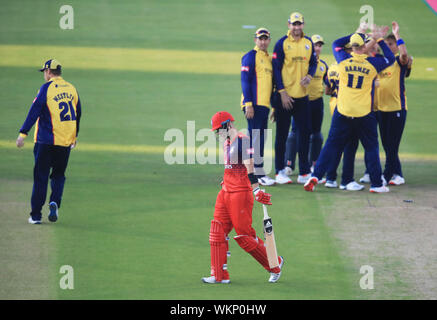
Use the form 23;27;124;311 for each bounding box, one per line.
313;109;383;188
244;105;270;177
325;129;360;185
377;110;407;181
285;97;324;169
308;97;324;164
273;93;311;175
31;143;71;220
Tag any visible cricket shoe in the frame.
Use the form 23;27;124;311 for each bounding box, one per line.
325;180;338;188
318;177;326;184
284;166;294;176
276;169;292;184
48;201;58;222
339;181;365;191
297;174;311;184
359;173;370;183
258;176;276;186
268;256;284;283
304;176;318;192
28;217;41;225
201;276;230;284
389;175;405;186
369;185;390;193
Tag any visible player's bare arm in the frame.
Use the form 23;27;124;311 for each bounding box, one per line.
16;133;26;148
279;90;294;110
244;104;255;119
392;21;408;65
300;74;312;88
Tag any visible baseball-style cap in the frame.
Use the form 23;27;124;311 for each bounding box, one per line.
39;59;62;72
255;28;271;39
349;33;365;47
288;12;304;24
211;111;235;131
311;34;324;44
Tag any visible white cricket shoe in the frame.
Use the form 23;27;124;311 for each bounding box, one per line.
359;173;370;183
284;166;293;176
325;180;338;188
304;176;318;192
369;185;390;193
339;181;365;191
389;175;405;186
268;256;284;283
201;276;230;284
297;174;311;184
381;175;387;186
318;177;326;184
28;217;41;225
258;176;276;186
276;170;292;184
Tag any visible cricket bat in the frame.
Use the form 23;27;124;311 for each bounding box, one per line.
262;204;279;269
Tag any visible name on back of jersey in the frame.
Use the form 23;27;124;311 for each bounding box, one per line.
344;65;370;75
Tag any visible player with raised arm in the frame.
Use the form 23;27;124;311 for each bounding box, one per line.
202;112;284;284
376;21;411;186
304;25;395;193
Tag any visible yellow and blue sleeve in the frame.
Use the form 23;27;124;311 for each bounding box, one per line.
241;51;256;107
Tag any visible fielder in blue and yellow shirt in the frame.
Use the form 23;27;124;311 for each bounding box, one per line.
240;28;275;186
271;12;318;184
304;29;395;193
16;59;82;224
307;34;328;167
375;21;411;186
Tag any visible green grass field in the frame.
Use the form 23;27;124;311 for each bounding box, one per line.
1;0;437;300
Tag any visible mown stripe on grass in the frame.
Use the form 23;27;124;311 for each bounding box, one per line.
2;140;437;161
0;179;58;299
0;44;436;80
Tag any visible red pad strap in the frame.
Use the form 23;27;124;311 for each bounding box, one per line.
234;234;258;252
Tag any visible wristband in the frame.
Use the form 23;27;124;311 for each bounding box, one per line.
396;38;405;46
253;187;260;195
19;133;27;138
248;173;258;185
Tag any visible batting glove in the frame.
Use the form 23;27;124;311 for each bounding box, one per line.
253;187;272;205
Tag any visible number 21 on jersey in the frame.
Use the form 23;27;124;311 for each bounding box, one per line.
59;101;76;121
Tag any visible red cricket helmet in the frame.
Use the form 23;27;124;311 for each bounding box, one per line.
211;111;235;131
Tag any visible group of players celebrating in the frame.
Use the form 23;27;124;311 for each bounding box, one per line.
202;12;410;284
240;12;411;193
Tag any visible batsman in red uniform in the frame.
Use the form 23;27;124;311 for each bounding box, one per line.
202;111;284;284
